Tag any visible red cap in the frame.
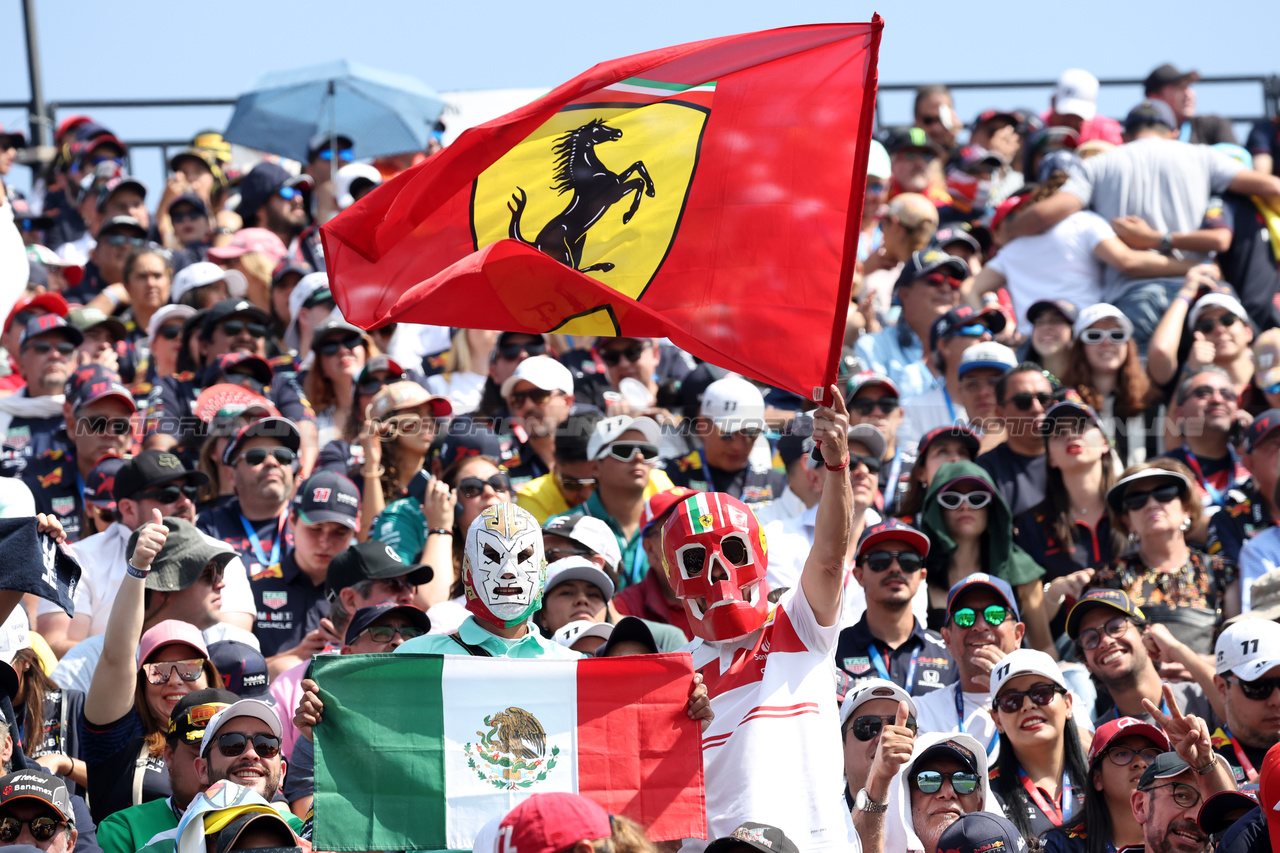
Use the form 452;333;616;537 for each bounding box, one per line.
499;794;611;853
991;193;1034;233
137;619;209;666
1087;716;1170;766
4;293;69;333
1262;742;1280;851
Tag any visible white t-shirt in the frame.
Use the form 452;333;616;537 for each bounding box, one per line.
681;586;854;853
898;385;967;455
913;681;1096;761
987;211;1113;336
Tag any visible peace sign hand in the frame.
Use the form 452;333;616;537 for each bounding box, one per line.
1142;682;1214;772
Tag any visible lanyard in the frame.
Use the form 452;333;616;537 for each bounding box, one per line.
1017;767;1072;827
75;470;85;512
884;449;904;514
868;642;918;689
239;511;285;570
628;541;646;587
1181;444;1238;507
1178;121;1192;143
954;684;998;757
942;385;957;424
1221;725;1259;781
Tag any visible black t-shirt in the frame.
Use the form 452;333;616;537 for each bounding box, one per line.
81;708;170;825
16;688;86;797
1014;508;1114;638
4;410;71;473
22;449;86;542
1211;193;1280;330
835;617;956;697
992;764;1087;844
976;444;1048;518
195;500;295;579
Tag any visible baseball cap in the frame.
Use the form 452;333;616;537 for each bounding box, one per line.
987;648;1068;704
84;455;125;510
775;415;814;468
499;356;575;399
1243;410;1280;454
837;424;887;462
325;541;433;600
931;225;982;255
127;517;237;593
498;793;611;853
4;292;69;333
972;109;1021;131
222;417;302;466
882;126;945;157
432;425;510;470
1125;100;1178;134
1073;302;1135;340
295;471;361;531
271;261;313;288
0;770;75;826
553;620;613;649
866;139;891;181
67;306;126;342
137;619;209;666
946;572;1020;622
1037;150;1083;184
896;249;968;291
199;699;283;757
957;341;1018;378
990;192;1034;233
916;425;981;459
115;450;210;501
950;145;1005;173
846;371;900;401
1214;618;1280;678
1053;69;1100;121
172;262;248;304
200;299;270;340
168;688;238;745
168;191;210;215
0;611;31;669
705;823;800;853
934;813;1027;853
72;374;137;414
210;354;274;391
356;354;404;385
207;641;270;699
1253;329;1280;390
541;515;621;571
206;227;289;267
310;316;368;353
642;487;700;536
586;415;660;460
344;602;432;646
1189;293;1249;330
1041;394;1104;437
1026;299;1078;326
368;380;452;422
20;313;82;348
544;556;614;602
1138;752;1194;789
1197;788;1259;837
1105;467;1194;516
1065;589;1147;640
915;738;980;776
838;678;916;727
212;812;299;853
856;519;930;560
335;162;383;210
148;304;197;344
1145;64;1200;95
1087;716;1171;767
699;375;766;432
95;174;147;212
234;162;311;226
595;616;660;657
96;214;147;240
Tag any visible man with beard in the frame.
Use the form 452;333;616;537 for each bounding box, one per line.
1065;590;1222;726
501;356;576;487
1132;747;1235;853
234;163;311;253
1210;619;1280;783
976;362;1054;518
1162;366;1251;522
195;700;287;801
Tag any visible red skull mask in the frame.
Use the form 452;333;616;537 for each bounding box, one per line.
660;491;770;643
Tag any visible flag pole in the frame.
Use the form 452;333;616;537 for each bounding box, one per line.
822;14;884;407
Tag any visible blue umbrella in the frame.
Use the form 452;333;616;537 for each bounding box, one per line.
223;60;446;162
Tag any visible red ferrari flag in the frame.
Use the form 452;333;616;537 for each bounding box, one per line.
323;21;882;398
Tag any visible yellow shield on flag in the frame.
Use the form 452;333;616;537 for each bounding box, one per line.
471;101;709;335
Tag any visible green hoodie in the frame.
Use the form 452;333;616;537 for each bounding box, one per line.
920;460;1044;592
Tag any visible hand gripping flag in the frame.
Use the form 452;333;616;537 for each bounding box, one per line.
323;21;883;400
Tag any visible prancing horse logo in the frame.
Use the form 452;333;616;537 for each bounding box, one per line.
507;118;655;274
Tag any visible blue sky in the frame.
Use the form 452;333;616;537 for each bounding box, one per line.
2;0;1276;198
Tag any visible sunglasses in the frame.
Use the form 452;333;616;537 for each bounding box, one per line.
358;377;390;396
359;624;426;644
912;770;979;795
863;550;924;572
79;416;133;436
993;681;1066;714
557;474;596;492
136;484;200;504
850;397;899;416
103;234;147;248
0;817;65;843
1104;745;1163;767
546;547;593;562
1225;674;1280;702
720;428;764;443
1142;782;1200;809
509;388;555;407
240;447;296;467
216;731;282;759
604;442;659;464
900;150;938;163
497;341;547;360
1189;385;1235;402
1077;615;1135;652
849;713;919;741
599;341;651;366
458;475;512;499
156;325;184;340
277;186;305;201
951;323;990;338
921;272;961;288
24;340;76;356
317;148;355;162
1122;483;1181;512
219;320;268;339
383;414;436;436
143;657;205;685
1009;392;1053;411
199;564;226;585
170;208;205;223
1080;328;1131;345
951;604;1010;629
937;491;991;510
318;334;364;356
1194;314;1241;335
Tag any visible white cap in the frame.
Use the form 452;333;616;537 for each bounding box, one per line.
1189;293;1249;330
334;162;383;210
286;272;332;350
0;608;30;666
957;341;1019;377
867;139;891;181
147;303;197;344
541;515;622;571
171;261;247;304
839;678;917;726
1073;302;1134;340
199;699;283;757
700;375;766;432
544;556;615;602
1214;619;1280;679
988;648;1069;702
499;356;574;399
1054;69;1100;121
553;620;613;649
586;415;661;460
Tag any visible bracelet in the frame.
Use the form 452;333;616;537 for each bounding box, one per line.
125;562;149;580
1043;582;1065;607
1195;753;1218;775
104;288;121;309
428;529;454;537
1176;295;1194;307
214;226;235;236
362;466;386;478
824;458;849;471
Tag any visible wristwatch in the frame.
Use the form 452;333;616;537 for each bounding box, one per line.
855;788;888;813
1159;232;1174;254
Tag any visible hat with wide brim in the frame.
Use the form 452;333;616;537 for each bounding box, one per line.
1104;468;1194;516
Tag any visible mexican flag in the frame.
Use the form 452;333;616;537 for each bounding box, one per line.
311;653;706;851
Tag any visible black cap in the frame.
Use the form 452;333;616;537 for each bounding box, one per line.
432;424;511;471
915;738;979;775
115;449;209;501
325;541;433;600
271;261;313;287
168;192;209;215
775;415;814;468
200;299;270;340
1197;788;1259;836
210;352;274;389
310;317;367;351
929;305;1006;350
1026;298;1078;326
1242;410;1280;454
916;425;981;459
595;616;659;657
931;225;982;255
344;603;432;645
1144;64;1199;95
222;417;302;466
96;214;147;240
705;823;799;853
1124;100;1178;134
0;770;75;825
1138;752;1193;789
20;314;82;348
235;162;306;225
213;812;297;853
881;126;945;157
127;517;237;592
168;688;238;744
895;249;968;291
934;813;1028;853
207;640;270;699
295;471;360;531
94;175;147;213
84;455;125;510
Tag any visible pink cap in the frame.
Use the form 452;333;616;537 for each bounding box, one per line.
207;228;288;266
137;619;209;666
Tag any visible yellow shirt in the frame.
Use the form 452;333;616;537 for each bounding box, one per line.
516;469;676;524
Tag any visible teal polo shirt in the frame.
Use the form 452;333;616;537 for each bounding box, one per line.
550;492;647;588
396;615;582;659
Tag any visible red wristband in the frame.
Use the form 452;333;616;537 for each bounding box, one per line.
824;458;849;471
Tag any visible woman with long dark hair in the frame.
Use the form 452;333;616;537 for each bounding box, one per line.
5;637;87;793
